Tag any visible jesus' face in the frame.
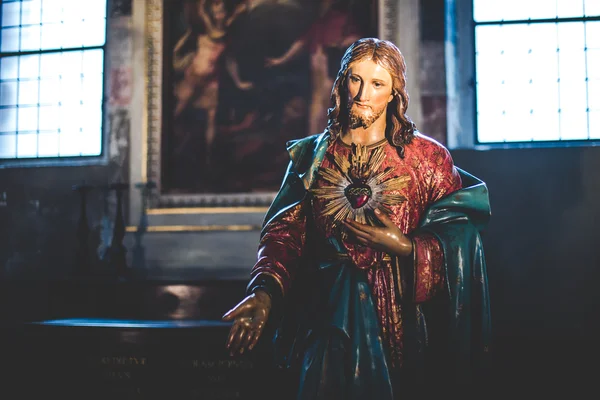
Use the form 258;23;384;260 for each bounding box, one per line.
346;59;394;130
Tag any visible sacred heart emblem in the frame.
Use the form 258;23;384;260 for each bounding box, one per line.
344;181;372;209
311;142;410;226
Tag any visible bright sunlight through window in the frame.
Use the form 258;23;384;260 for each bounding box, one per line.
474;0;600;143
0;0;107;160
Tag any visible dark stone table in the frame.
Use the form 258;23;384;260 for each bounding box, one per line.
0;281;294;399
1;317;293;399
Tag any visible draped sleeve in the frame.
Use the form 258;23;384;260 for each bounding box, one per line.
411;145;462;302
246;201;307;300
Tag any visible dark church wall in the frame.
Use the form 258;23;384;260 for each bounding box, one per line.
452;145;600;386
0;165;125;279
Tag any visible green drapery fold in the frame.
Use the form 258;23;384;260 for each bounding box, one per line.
413;167;492;383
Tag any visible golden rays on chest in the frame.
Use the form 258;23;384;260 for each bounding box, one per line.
312;143;410;226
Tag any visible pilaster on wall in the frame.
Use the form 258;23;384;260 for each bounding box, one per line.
379;0;423;130
129;0;147;224
445;0;475;149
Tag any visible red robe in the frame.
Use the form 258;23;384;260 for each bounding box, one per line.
251;133;462;367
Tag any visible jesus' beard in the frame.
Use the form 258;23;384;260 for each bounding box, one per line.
348;103;386;129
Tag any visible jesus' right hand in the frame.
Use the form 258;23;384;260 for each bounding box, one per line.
222;290;271;356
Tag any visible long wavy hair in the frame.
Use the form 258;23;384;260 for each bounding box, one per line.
327;38;416;157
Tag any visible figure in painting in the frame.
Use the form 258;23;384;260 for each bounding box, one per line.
223;38;492;397
173;0;251;166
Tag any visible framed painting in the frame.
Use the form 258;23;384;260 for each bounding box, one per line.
141;0;400;209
